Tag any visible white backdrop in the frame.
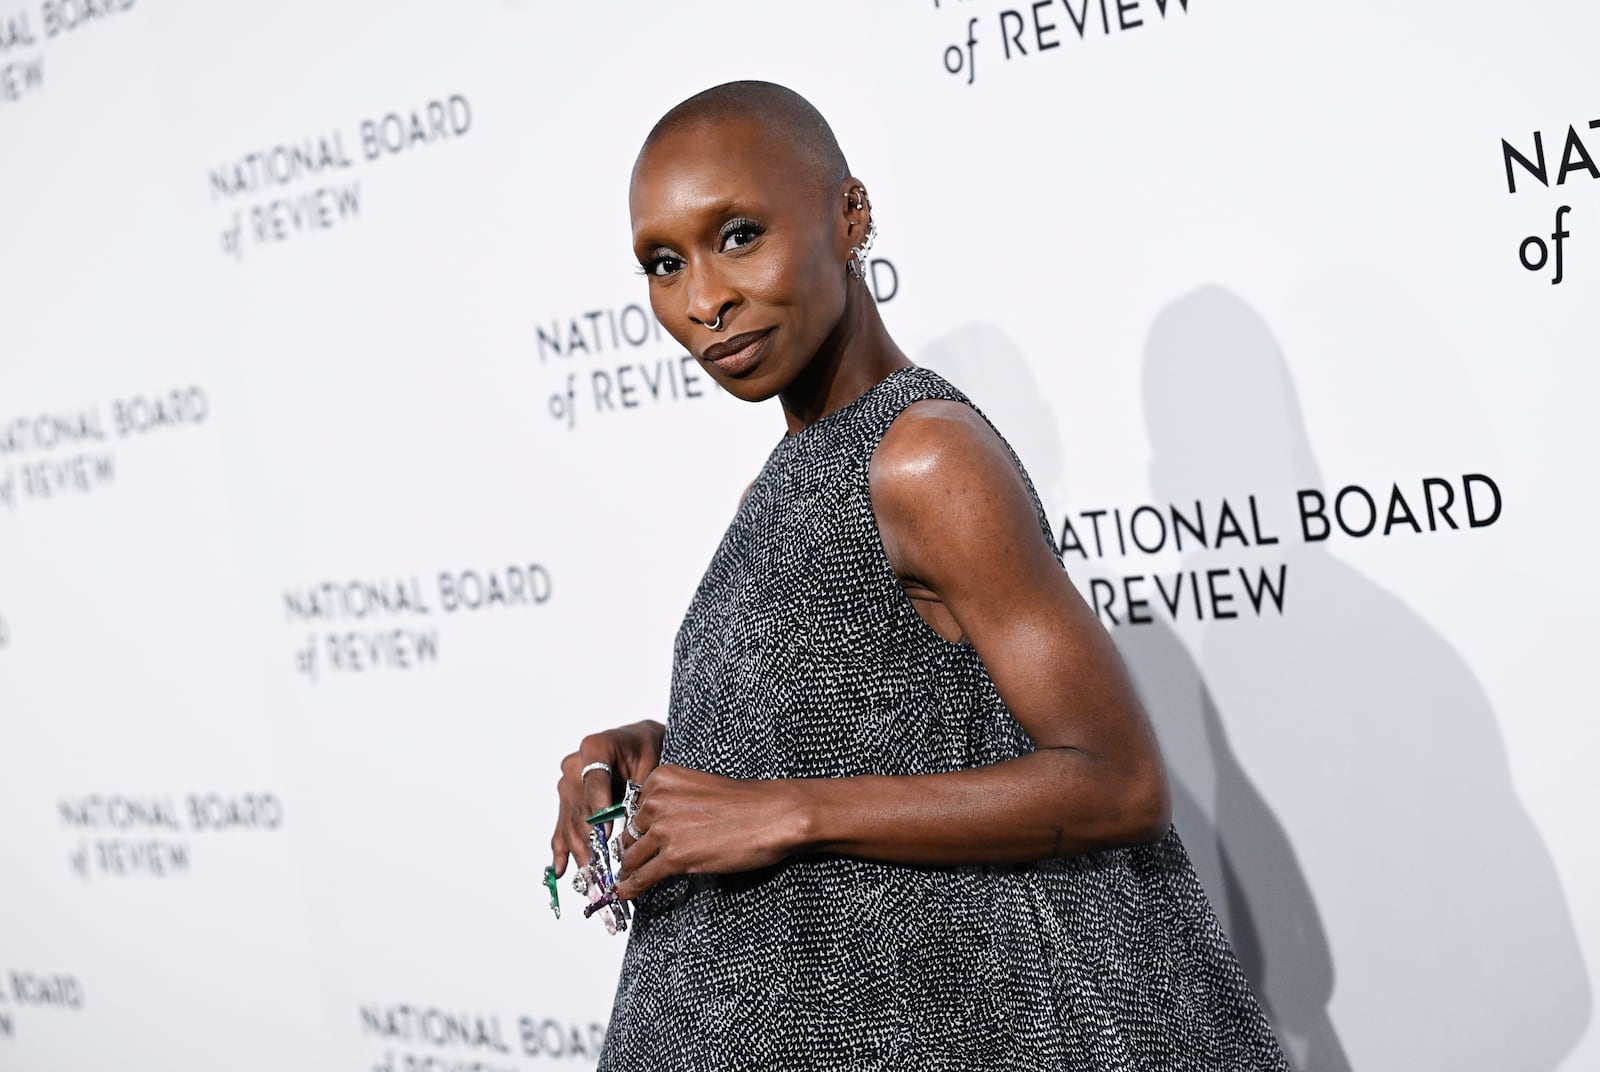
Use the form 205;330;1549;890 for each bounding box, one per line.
1;2;1596;1069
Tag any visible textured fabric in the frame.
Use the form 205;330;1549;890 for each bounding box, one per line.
598;365;1290;1071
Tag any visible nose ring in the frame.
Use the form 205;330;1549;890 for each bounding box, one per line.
706;313;723;331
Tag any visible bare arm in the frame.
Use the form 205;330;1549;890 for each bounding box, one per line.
615;402;1169;898
792;399;1171;863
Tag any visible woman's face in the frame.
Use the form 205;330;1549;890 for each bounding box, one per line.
629;116;853;402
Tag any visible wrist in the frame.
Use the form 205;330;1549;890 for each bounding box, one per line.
776;778;824;855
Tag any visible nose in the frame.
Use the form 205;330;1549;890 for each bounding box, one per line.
685;261;736;330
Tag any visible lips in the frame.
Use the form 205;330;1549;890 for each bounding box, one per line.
701;328;774;375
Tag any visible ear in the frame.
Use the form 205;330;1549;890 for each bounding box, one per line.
837;175;871;257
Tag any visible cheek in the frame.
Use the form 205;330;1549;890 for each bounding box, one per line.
734;257;792;306
648;287;694;349
791;255;848;331
741;243;845;319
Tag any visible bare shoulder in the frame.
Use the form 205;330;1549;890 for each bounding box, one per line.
869;397;1049;588
869;398;1024;506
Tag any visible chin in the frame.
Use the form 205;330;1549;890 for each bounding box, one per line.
712;374;782;405
701;356;791;404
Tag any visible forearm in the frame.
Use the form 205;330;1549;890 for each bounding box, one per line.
784;747;1170;866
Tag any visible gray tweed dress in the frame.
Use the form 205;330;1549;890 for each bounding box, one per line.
597;365;1289;1071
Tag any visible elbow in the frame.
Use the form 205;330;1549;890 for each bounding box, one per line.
1041;745;1172;854
1119;760;1173;847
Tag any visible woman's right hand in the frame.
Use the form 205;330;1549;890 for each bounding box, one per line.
550;719;666;880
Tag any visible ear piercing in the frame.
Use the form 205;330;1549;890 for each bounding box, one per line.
846;188;876;281
847;220;877;280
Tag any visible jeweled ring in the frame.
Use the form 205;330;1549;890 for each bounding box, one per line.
622;779;642;817
626;816;644;840
580;760;613;780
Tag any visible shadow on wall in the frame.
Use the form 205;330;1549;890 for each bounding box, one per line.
919;299;1591;1072
1117;620;1349;1071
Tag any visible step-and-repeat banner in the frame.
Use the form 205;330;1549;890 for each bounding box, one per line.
2;2;1595;1069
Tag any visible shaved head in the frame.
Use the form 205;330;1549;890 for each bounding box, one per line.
627;80;877;407
636;81;850;205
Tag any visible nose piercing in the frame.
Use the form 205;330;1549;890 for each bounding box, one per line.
706;313;723;331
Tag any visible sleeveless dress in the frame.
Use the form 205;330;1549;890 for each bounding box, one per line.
597;365;1289;1071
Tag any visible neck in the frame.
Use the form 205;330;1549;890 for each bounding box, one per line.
780;285;911;436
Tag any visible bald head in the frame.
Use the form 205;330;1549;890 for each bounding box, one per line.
635;81;850;205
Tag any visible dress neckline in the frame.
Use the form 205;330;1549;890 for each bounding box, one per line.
780;364;919;443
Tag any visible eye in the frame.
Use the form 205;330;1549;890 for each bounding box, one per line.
719;217;764;253
636;254;683;278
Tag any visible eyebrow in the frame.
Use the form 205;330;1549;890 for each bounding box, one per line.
632;197;751;253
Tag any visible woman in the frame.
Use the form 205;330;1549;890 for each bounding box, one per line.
550;80;1289;1070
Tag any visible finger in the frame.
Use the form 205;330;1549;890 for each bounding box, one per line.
577;736;619;821
564;797;594;877
553;832;572;883
559;792;599;880
620;819;656;870
554;806;585;879
615;839;672;902
554;803;586;879
555;753;588;877
551;777;571;877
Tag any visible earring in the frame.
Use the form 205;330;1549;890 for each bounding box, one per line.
847;217;877;280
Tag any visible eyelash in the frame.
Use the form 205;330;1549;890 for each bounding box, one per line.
635;218;765;278
719;217;764;250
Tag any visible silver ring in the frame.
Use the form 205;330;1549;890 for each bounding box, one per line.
706;312;722;331
579;761;613;780
622;779;642;817
626;816;643;840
